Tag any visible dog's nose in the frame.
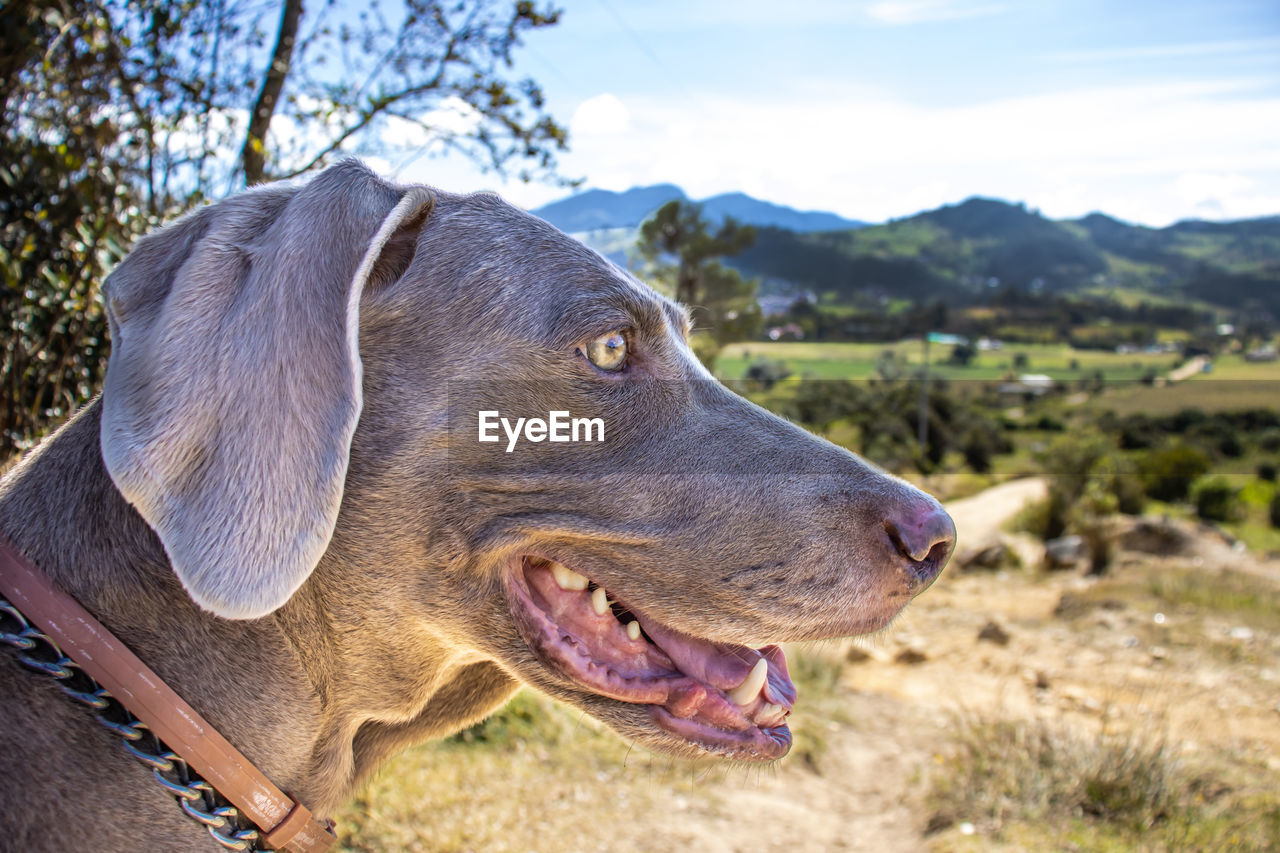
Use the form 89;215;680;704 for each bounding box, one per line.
885;505;956;594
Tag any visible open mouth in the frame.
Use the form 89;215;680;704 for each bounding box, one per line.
506;556;797;761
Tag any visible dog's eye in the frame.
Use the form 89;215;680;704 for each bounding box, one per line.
585;330;628;371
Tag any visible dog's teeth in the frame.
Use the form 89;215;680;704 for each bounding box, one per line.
549;561;589;591
757;702;785;725
591;587;610;616
728;658;769;706
626;620;641;641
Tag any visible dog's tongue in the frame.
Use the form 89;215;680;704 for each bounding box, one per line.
636;615;797;707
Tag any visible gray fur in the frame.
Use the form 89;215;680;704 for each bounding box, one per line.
0;160;953;850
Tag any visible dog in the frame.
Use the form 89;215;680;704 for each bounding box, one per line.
0;161;955;850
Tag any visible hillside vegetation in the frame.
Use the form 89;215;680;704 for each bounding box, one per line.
732;198;1280;313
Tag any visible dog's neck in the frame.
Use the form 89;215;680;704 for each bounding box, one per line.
0;402;520;817
0;402;341;814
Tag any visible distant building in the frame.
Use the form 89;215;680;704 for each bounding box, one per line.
1245;345;1278;363
767;323;805;341
998;375;1053;397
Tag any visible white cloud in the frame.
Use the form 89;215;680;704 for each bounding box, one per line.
571;93;631;137
1172;172;1280;221
402;80;1280;226
864;0;1006;26
1047;37;1280;64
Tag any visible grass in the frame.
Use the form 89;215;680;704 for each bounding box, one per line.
1191;353;1280;382
1145;567;1280;632
335;690;703;853
1052;556;1280;670
715;340;1179;384
1082;354;1280;416
926;714;1280;852
335;644;857;852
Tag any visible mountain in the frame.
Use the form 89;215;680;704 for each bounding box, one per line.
531;185;865;233
730;197;1280;313
539;187;1279;313
700;192;867;232
531;184;688;232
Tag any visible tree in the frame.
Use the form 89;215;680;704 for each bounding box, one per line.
948;342;976;367
637;200;758;345
1;1;145;458
1;0;569;461
232;0;569;188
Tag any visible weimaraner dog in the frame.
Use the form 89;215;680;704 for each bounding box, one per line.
0;161;955;850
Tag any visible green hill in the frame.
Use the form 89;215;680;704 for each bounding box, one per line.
731;198;1280;314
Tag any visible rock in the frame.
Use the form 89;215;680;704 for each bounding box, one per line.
924;813;954;834
894;648;928;665
1054;593;1125;619
959;541;1009;571
1044;535;1086;569
1229;626;1255;641
977;620;1011;646
1118;518;1191;556
845;646;872;663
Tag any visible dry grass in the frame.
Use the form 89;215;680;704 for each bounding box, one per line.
335;644;855;852
926;714;1280;852
1146;567;1280;631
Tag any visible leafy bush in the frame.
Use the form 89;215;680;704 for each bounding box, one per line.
1092;453;1146;515
1258;462;1278;482
1139;443;1211;503
1270;492;1280;529
947;343;976;366
1191;476;1240;523
741;357;792;390
960;433;992;474
1259;428;1280;454
1032;413;1065;432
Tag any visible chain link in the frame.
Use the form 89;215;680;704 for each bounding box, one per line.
0;597;268;851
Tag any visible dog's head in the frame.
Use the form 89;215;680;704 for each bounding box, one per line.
100;161;954;762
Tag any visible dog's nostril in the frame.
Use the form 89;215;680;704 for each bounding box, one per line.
885;506;957;592
886;507;956;563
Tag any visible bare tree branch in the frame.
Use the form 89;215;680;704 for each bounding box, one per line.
242;0;302;185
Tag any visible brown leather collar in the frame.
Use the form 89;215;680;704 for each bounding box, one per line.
0;536;337;852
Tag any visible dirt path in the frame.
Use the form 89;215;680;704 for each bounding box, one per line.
1168;354;1209;382
946;477;1046;550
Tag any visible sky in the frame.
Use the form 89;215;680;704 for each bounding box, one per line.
387;0;1280;227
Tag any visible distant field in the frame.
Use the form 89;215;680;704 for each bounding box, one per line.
1192;352;1280;381
715;340;1179;383
1087;353;1280;415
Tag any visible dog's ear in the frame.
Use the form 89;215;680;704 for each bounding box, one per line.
100;161;433;619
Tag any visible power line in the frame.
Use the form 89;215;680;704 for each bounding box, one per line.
593;0;664;70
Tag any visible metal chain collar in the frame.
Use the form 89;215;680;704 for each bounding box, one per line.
0;595;269;851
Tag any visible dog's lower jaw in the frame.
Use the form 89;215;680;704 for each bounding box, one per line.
504;555;798;762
